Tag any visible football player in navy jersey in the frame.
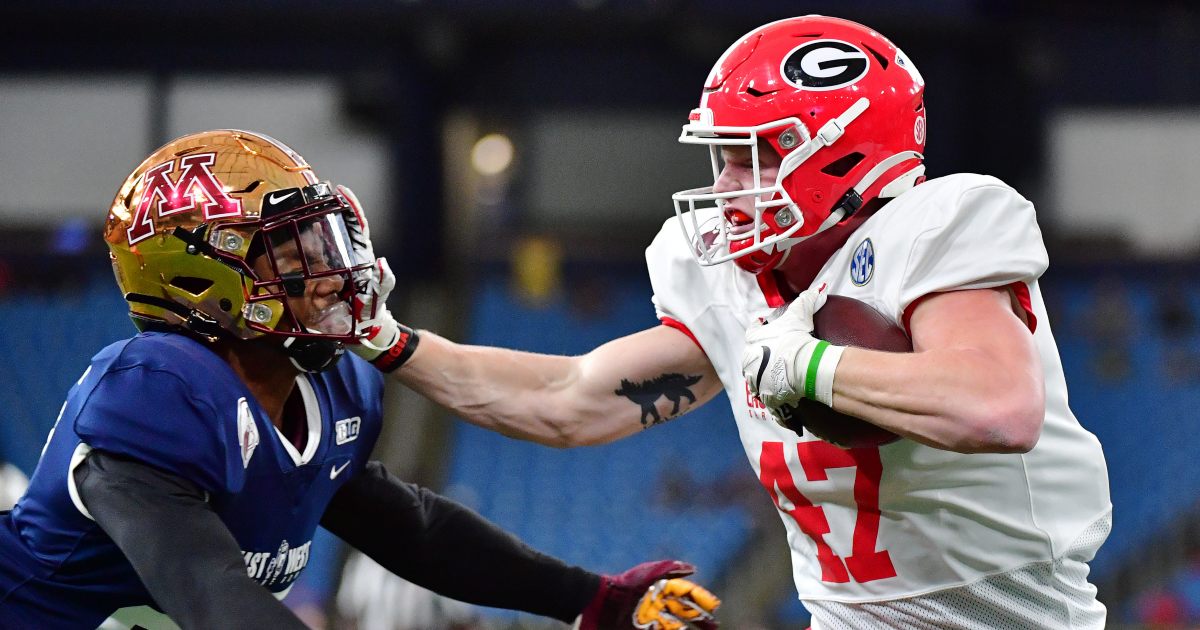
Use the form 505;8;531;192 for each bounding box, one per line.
0;129;720;630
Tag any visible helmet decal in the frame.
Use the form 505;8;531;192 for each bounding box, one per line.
127;153;243;245
106;129;374;353
781;40;869;91
895;49;925;86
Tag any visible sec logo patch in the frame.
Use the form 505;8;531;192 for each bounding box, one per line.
850;238;875;286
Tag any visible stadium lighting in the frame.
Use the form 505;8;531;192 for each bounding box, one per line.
470;133;514;176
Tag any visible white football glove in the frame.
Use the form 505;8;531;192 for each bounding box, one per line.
339;185;403;362
741;285;845;413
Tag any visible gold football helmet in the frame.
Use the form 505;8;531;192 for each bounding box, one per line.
104;129;373;370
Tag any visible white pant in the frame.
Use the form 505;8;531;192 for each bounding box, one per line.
807;512;1110;630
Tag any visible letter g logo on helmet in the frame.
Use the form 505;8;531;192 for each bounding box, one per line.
780;40;870;91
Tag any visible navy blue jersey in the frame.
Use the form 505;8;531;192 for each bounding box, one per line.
0;331;384;627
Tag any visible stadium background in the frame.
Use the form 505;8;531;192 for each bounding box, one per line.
2;1;1199;628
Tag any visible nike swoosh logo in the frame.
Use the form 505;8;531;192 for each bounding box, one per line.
330;461;351;480
754;345;771;392
268;191;297;205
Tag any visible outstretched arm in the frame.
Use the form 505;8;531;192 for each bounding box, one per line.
321;461;598;621
343;197;720;447
322;461;720;628
386;324;722;447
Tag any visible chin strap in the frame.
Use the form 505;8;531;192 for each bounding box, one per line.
125;293;225;340
283;337;344;373
773;150;925;253
831;150;925;219
761;98;881;254
127;291;345;374
853;150;925;201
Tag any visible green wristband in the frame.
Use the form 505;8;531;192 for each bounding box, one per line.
804;340;831;400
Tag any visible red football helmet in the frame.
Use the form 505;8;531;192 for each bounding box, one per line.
672;15;927;274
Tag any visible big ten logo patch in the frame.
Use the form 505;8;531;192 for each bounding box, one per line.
335;417;361;445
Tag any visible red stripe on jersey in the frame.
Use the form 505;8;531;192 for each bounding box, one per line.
756;272;787;308
1008;281;1038;333
902;282;1038;335
660;317;705;354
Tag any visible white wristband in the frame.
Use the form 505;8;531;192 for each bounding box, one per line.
797;341;844;407
812;343;844;406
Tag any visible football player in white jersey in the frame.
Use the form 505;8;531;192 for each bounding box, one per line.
350;15;1112;630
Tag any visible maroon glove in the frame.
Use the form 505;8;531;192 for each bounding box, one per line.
576;560;720;630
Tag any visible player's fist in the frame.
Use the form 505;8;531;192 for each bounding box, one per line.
633;578;720;630
742;285;843;411
575;560;720;630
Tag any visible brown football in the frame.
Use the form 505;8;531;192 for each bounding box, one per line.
776;295;911;448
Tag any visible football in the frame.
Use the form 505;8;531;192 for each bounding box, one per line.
776;295;911;448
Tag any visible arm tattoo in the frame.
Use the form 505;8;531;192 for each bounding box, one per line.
614;373;704;428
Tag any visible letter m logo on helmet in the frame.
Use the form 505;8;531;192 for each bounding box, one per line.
126;153;243;245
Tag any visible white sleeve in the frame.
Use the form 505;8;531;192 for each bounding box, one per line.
645;218;694;323
896;182;1048;320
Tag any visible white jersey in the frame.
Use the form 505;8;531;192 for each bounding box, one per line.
646;173;1112;629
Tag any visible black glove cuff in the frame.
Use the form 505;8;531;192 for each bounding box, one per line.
370;325;419;373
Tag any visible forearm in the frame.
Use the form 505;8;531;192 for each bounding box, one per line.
350;233;712;447
833;346;1044;453
394;331;597;446
394;328;720;447
321;462;599;622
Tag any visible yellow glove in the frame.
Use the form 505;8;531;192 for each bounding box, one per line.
633;578;721;630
